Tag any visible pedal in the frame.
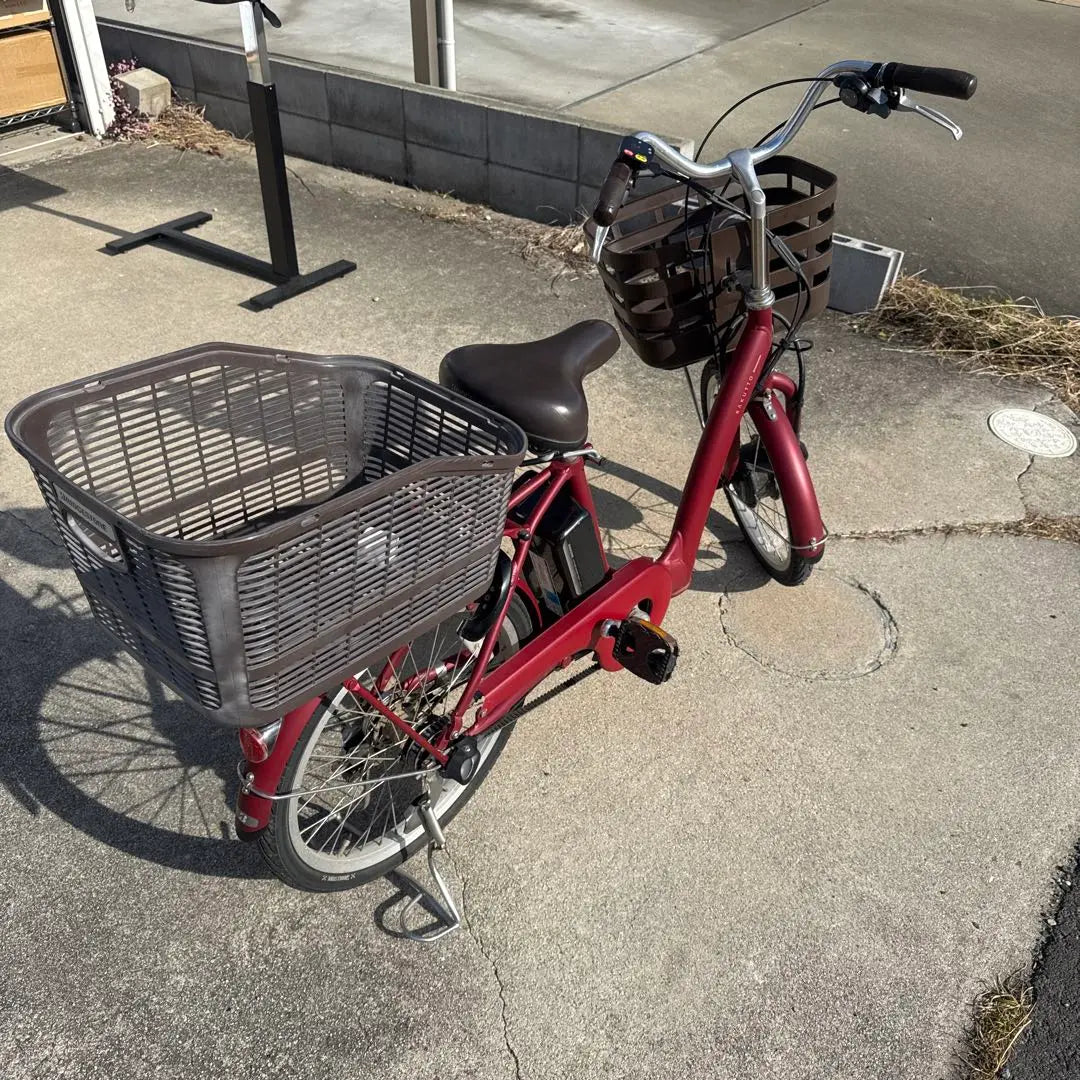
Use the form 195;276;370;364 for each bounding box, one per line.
611;616;679;685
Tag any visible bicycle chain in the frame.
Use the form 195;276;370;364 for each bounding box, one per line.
486;660;602;734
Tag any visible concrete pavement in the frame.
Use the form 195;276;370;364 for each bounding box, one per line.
1;140;1078;1078
95;0;1080;313
94;0;813;110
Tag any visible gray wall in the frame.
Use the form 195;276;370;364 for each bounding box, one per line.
97;21;690;225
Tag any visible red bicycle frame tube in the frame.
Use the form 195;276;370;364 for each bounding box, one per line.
236;306;826;830
471;307;822;729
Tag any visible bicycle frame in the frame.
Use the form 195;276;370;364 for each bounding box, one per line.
235;306;825;833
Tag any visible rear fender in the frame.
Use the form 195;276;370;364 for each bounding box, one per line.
234;697;321;836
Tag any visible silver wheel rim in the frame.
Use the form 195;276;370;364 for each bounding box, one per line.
284;616;520;875
727;481;793;572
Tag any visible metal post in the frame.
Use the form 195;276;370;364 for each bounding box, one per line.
104;0;355;308
56;0;114;134
410;0;438;86
239;1;297;277
435;0;456;91
239;0;273;84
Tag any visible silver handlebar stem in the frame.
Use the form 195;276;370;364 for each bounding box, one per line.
728;149;772;306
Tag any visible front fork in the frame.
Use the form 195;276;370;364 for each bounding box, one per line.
751;389;825;560
720;368;802;476
715;361;823;562
763;371;802;436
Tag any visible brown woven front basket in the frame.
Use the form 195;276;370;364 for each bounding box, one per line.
586;156;837;369
6;345;527;726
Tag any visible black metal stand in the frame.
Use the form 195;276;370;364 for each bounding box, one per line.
104;82;355;310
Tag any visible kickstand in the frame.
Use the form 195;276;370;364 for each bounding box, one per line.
399;795;462;943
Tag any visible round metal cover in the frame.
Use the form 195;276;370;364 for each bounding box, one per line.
988;409;1077;458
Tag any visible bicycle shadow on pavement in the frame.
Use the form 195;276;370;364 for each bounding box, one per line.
0;459;766;890
591;456;771;594
0;507;266;881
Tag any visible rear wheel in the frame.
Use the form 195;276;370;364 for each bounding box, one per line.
702;362;814;587
258;595;534;892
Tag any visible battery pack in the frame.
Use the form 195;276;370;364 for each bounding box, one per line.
511;474;606;610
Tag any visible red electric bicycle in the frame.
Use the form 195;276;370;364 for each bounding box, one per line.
7;58;975;941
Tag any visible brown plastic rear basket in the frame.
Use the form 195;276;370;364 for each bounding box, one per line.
6;344;527;726
586;156;837;369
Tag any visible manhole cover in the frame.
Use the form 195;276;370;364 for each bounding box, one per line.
988;409;1077;458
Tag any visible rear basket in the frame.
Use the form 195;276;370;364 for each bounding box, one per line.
587;156;837;369
6;344;527;726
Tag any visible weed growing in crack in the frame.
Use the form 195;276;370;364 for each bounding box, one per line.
957;971;1034;1080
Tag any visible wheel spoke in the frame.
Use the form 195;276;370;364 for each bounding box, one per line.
276;601;528;879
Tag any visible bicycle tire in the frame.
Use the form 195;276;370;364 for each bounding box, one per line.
701;361;814;586
258;595;534;892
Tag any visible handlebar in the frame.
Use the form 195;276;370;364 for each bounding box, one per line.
590;58;977;229
880;62;977;100
593;161;634;228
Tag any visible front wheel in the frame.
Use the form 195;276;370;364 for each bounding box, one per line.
258;595;534;892
702;363;815;587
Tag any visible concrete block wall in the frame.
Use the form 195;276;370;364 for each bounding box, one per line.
96;21;691;226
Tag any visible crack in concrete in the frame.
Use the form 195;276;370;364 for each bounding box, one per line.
1016;454;1037;515
444;845;524;1080
1032;391;1069;418
0;507;65;552
833;516;1078;543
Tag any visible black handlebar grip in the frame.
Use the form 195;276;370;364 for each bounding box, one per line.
593;161;634;227
883;63;977;100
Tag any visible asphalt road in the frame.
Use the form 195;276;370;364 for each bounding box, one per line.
568;0;1080;317
1009;859;1080;1080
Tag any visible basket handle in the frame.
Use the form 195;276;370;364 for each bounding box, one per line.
55;488;127;570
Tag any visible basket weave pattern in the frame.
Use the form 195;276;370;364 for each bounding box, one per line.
591;156;838;369
9;345;525;725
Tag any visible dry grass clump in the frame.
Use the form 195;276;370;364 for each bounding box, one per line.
1011;514;1080;543
518;221;592;270
142;102;242;157
866;275;1080;412
397;194;594;275
106;57;242;158
839;514;1080;545
958;972;1035;1079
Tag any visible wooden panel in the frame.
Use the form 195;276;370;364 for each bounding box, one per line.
0;11;52;29
0;0;49;24
0;29;66;120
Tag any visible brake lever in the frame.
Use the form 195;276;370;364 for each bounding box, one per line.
892;90;963;141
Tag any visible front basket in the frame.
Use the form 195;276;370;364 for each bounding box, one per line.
586;156;838;369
